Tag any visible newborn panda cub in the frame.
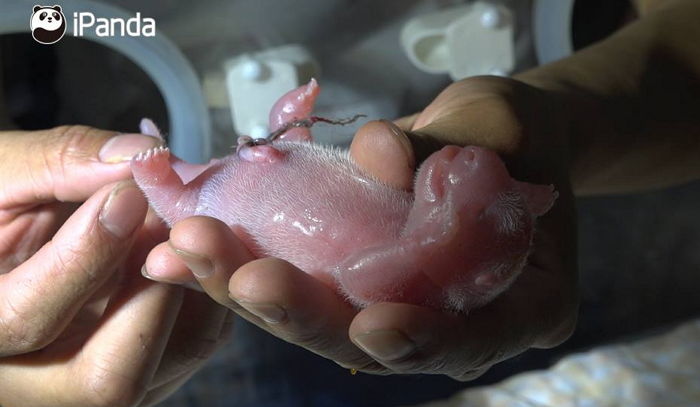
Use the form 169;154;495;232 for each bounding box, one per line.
131;80;557;313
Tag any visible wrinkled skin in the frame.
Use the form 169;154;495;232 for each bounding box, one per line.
132;80;556;312
139;75;578;381
0;125;232;407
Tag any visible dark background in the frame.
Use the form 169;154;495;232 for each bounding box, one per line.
1;0;698;405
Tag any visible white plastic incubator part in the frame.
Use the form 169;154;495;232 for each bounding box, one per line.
400;1;515;80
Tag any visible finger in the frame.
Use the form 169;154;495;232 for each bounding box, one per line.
67;271;184;407
411;76;522;140
168;216;255;307
349;120;415;190
140;369;198;407
140;207;171;248
150;290;232;387
349;303;481;376
352;260;576;376
136;206;202;285
450;366;493;382
409;76;570;172
0;125;161;207
168;218;387;373
228;257;384;372
393;113;420;131
131;212;231;388
0;180;148;356
165;216;265;322
0;201;78;273
142;241;196;285
524;185;579;348
349;290;546;378
142;308;234;406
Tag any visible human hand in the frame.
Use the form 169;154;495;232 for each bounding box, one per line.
0;126;233;407
145;75;578;379
348;76;579;378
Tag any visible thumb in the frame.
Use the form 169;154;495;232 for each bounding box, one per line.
348;120;449;190
349;120;416;190
409;77;530;158
0;124;161;207
352;77;534;184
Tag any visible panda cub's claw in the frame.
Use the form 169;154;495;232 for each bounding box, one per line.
133;145;170;162
132;146;171;178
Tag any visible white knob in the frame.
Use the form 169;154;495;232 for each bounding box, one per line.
480;6;503;29
249;123;269;139
240;59;266;81
488;68;508;77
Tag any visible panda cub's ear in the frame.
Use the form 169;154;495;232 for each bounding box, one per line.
33;5;42;13
52;5;61;12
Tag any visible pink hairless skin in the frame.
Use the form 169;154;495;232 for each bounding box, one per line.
131;79;557;312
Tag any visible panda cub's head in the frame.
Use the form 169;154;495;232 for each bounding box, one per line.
31;5;66;45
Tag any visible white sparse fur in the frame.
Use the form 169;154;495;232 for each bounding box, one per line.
194;142;413;274
132;139;552;312
487;189;527;235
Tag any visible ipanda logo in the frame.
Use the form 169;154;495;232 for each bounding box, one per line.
31;4;156;45
31;5;66;44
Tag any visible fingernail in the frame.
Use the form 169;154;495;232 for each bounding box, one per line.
170;246;214;278
225;295;246;312
99;133;162;163
141;264;153;279
352;330;416;361
380;119;415;170
141;264;174;283
99;181;146;238
236;300;287;324
141;264;200;289
182;281;205;292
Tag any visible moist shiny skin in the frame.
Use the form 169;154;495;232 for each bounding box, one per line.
131;80;557;312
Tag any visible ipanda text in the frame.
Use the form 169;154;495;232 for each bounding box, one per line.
73;12;155;37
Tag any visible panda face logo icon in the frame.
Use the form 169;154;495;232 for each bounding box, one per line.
31;5;67;45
